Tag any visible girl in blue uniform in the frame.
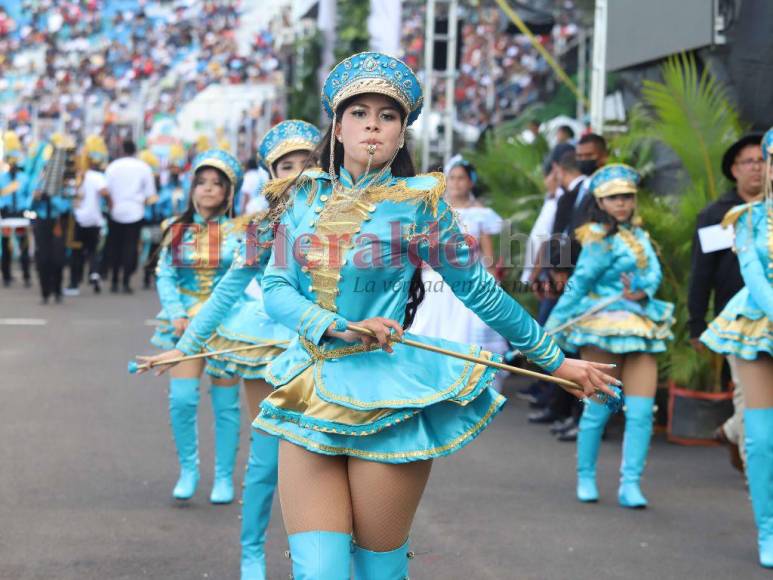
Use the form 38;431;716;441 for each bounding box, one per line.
248;52;618;578
139;120;321;580
545;164;674;508
701;128;773;568
140;150;247;505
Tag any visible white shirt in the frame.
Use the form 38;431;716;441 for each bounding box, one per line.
520;189;564;284
104;157;157;223
74;169;107;227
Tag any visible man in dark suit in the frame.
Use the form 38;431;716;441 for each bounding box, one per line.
688;133;763;471
528;148;589;439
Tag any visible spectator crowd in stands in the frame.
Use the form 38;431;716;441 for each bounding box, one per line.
0;1;282;154
401;1;581;129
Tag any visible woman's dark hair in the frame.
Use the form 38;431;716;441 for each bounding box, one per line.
156;166;233;252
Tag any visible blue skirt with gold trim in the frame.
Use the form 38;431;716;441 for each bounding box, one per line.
701;288;773;360
552;305;674;355
204;298;295;380
253;334;506;464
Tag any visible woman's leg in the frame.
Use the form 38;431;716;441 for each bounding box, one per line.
209;373;240;504
617;353;657;508
736;355;773;568
278;441;353;579
240;379;278;580
168;358;205;500
348;458;432;579
575;347;622;502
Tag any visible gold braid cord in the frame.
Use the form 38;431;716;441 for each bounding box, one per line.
305;172;447;313
300;336;382;360
616;227;648;269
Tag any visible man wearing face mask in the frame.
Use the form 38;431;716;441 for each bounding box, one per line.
530;138;609;437
573;133;609;219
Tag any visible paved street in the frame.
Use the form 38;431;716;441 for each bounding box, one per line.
0;278;768;580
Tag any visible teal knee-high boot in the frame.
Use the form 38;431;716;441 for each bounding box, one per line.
287;531;352;580
169;377;200;500
618;396;654;508
209;385;241;504
576;400;613;502
744;408;773;568
240;433;278;580
353;539;412;579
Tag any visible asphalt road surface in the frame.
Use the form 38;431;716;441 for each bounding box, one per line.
0;277;767;579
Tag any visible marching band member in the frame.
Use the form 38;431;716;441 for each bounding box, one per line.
545;164;674;508
249;52;616;577
0;131;32;288
139;119;321;580
30;134;78;304
701;128;773;568
145;149;247;505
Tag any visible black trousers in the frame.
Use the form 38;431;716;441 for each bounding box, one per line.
103;218;142;288
1;227;31;283
69;224;101;288
33;218;67;299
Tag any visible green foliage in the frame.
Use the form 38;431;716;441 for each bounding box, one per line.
607;104;657;178
335;0;370;62
610;53;743;390
288;30;323;123
465;129;548;229
640;53;743;200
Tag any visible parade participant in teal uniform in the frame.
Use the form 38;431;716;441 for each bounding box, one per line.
249;52;618;578
0;131;32;288
141;149;248;504
138;120;321;580
30;133;78;304
701;128;773;569
545;164;674;508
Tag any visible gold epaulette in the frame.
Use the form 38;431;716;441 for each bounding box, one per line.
721;201;758;228
369;172;446;216
574;222;608;245
262;170;324;203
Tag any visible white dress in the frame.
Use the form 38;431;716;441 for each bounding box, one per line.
411;205;509;388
